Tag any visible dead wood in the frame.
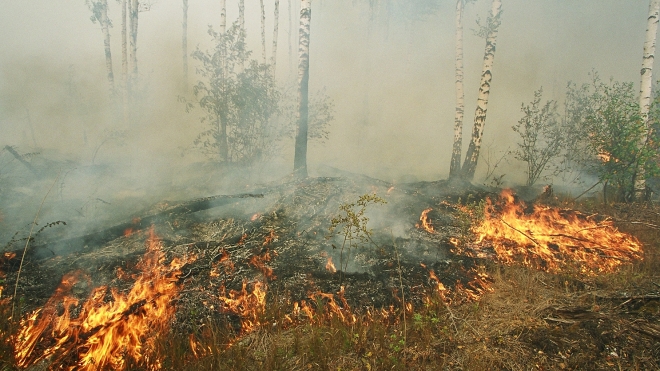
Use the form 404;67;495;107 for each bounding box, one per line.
20;193;264;261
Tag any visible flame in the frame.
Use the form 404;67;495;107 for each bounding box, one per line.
416;208;435;233
249;250;276;280
460;189;643;274
262;230;277;246
325;257;337;273
387;186;395;195
124;228;134;237
210;249;234;278
13;227;195;370
251;213;261;221
218;281;267;334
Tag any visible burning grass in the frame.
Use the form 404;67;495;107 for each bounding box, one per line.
1;180;659;370
452;189;643;274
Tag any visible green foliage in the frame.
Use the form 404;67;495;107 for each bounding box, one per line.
563;73;659;201
277;86;334;144
512;87;563;186
328;194;386;273
188;21;279;164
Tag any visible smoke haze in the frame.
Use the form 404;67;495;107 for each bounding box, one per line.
0;0;653;244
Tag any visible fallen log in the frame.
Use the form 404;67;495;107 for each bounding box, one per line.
17;193;265;262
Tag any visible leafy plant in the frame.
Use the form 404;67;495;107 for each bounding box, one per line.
186;21;279;164
328;194;386;274
562;73;659;202
512;87;563;186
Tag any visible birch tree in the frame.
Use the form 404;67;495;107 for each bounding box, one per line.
120;0;128;120
461;0;502;180
129;0;139;87
272;0;280;74
636;0;660;197
260;0;267;65
449;0;466;178
87;0;115;91
182;0;189;90
294;0;312;178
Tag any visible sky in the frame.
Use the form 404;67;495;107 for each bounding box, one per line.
0;0;654;186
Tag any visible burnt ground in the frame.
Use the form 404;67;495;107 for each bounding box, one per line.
2;174;660;370
1;175;494;327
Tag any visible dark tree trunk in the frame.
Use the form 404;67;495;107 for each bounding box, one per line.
293;0;311;178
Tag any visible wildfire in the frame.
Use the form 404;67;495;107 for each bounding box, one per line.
325;257;337;273
13;227;195;370
262;230;277;246
459;189;643;274
249;250;276;280
416;207;435;233
218;281;267;334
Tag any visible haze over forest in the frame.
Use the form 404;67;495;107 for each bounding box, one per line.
0;0;653;195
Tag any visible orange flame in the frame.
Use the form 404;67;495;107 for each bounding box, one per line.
13;227;195;370
262;230;277;246
416;208;434;233
461;189;643;274
249;250;276;280
251;213;261;221
325;257;337;273
218;281;267;334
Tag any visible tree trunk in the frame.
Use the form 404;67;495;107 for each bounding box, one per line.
260;0;267;64
272;0;280;73
220;0;226;33
219;114;229;162
636;0;660;198
99;0;114;90
239;0;245;33
121;0;129;121
288;0;293;75
129;0;139;88
182;0;189;91
449;0;465;179
461;0;502;181
293;0;311;178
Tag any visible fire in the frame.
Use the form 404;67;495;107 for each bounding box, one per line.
416;207;435;233
218;281;267;334
13;227;195;370
251;213;261;221
210;249;234;278
262;230;277;246
325;257;337;273
387;186;395;195
249;250;276;280
460;189;643;274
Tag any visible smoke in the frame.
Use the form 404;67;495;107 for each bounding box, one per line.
0;0;653;246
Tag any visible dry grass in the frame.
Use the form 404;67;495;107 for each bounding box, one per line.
1;198;660;370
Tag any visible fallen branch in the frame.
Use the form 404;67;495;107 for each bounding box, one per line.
498;218;541;246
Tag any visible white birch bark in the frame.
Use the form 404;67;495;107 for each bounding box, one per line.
260;0;267;64
272;0;280;73
636;0;660;197
449;0;465;178
293;0;311;178
121;0;129;120
288;0;293;75
220;0;226;33
461;0;502;180
182;0;189;90
129;0;139;86
239;0;245;33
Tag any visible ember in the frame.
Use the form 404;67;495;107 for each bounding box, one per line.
457;189;643;274
13;227;195;370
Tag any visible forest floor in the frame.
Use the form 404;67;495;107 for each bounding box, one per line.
0;174;659;370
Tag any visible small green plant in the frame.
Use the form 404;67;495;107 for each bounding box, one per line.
328;194;386;274
512;87;563;187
